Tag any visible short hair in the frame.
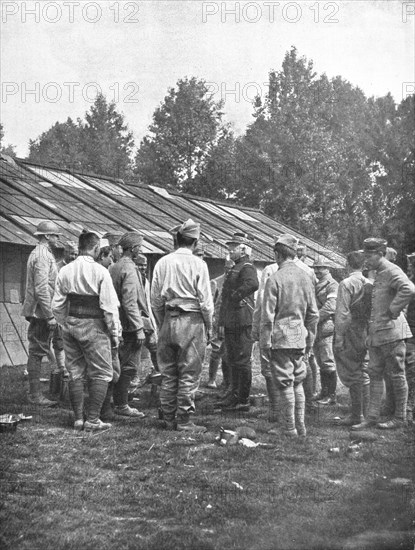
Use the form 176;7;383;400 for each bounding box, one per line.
347;250;365;270
177;233;197;247
274;243;296;260
241;244;252;257
79;231;100;251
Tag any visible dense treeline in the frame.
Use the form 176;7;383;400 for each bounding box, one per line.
2;48;413;254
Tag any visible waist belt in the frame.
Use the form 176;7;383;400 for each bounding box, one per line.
68;293;103;319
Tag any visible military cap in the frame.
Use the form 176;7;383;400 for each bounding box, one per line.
407;252;415;264
118;231;143;250
274;234;299;252
178;219;200;239
102;231;123;246
363;238;387;253
312;256;332;268
226;232;253;246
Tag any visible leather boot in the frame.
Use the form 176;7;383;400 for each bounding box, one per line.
113;370;134;408
317;372;337;405
313;371;328;401
100;382;114;421
49;373;62;396
336;384;363;426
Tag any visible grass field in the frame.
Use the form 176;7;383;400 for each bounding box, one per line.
1;353;414;550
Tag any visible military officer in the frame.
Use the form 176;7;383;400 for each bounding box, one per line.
217;232;259;412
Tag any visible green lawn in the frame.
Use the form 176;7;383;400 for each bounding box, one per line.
1;358;414;550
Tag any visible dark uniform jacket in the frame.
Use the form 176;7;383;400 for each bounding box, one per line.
219;255;259;330
315;273;338;338
109;257;144;334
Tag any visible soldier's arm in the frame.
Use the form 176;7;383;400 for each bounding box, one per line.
150;264;165;328
334;282;352;340
52;273;68;325
121;269;144;332
318;280;338;322
197;263;214;332
305;292;319;352
389;271;415;319
259;277;278;349
33;254;55;318
231;264;259;302
99;271;121;344
252;267;270;342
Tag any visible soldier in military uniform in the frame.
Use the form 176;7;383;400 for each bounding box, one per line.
22;220;61;406
109;232;146;418
334;251;371;425
217;232;259;412
406;252;415;423
312;257;339;405
352;238;414;430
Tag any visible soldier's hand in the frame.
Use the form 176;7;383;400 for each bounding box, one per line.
111;335;119;349
207;329;213;344
218;326;225;340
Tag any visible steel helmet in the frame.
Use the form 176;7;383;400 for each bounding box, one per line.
34;220;61;236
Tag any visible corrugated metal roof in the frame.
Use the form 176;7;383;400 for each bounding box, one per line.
0;156;345;267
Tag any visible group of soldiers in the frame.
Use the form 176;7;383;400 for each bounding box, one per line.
22;218;415;436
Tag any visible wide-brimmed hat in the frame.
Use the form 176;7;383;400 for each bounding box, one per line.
34;220;61;236
312;256;333;268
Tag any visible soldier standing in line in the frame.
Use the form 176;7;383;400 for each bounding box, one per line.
52;231;120;431
133;253;159;375
151;219;213;432
251;251;279;420
352;238;414;430
206;258;234;391
109;232;146;418
22;220;61;406
260;235;319;437
405;253;415;423
312;257;339;405
217;232;259;412
50;241;79;397
334;251;372;425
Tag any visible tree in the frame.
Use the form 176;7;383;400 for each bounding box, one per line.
0;123;17;157
28;117;85;170
135;77;226;191
83;93;134;180
28;95;134;179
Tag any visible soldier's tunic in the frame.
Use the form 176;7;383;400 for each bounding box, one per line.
219;255;259;405
209;274;229;385
405;280;415;418
334;272;371;388
22;242;58;373
109;257;145;406
314;273;338;374
365;257;414;421
151;248;213;422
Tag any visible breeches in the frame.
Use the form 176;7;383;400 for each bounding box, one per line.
314;335;336;374
269;348;307;388
368;340;406;381
335;325;369;388
157;311;206;418
62;317;113;383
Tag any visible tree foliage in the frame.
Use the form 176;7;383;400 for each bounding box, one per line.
0;123;17;157
135;77;226;191
28;94;134;179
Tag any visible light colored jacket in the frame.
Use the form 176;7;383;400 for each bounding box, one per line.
368;257;414;346
109;257;144;333
335;271;371;343
260;260;319;350
22;242;57;319
252;263;279;341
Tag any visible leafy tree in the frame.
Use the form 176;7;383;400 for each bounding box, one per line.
28;95;134;179
83;93;134;180
28;117;85;170
135;77;225;190
0;123;17;157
